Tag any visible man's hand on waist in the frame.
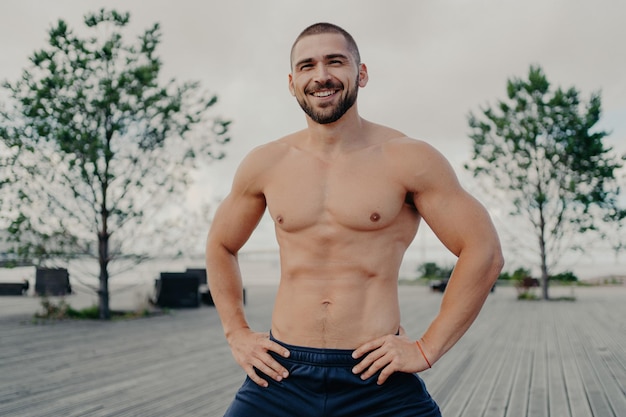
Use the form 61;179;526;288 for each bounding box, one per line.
351;330;431;385
227;328;291;388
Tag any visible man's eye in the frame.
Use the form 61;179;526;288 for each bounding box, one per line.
300;64;313;70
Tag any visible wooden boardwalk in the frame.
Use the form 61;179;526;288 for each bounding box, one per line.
0;285;624;416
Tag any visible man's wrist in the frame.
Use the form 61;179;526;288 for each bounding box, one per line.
225;325;251;342
415;339;432;369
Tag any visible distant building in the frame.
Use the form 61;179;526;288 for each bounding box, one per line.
584;275;626;286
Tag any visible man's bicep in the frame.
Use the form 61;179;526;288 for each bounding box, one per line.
418;186;496;257
208;191;267;254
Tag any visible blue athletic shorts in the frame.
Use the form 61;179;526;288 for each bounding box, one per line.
223;334;441;417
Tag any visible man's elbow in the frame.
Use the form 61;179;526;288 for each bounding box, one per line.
488;245;505;283
206;239;237;261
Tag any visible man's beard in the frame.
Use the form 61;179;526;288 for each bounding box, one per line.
297;78;359;125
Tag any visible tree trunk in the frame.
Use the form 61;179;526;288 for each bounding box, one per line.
540;257;549;300
539;212;550;300
538;202;550;300
99;144;112;320
98;201;111;319
98;230;111;319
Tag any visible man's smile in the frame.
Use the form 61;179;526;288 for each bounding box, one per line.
310;89;339;98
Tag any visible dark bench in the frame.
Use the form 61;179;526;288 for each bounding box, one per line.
184;268;246;306
0;281;29;296
152;269;247;308
35;268;72;296
153;272;201;308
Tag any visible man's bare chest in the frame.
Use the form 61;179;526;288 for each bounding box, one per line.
263;155;409;232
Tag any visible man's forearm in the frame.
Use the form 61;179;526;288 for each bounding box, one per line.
207;245;250;339
420;246;503;364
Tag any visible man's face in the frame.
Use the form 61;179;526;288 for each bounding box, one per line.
289;33;367;125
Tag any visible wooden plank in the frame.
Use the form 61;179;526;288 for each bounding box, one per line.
565;299;618;417
579;304;626;417
482;309;530;417
552;307;593;417
527;305;549;417
506;328;534;417
545;308;572;417
457;318;517;416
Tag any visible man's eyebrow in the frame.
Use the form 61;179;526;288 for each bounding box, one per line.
325;53;349;61
294;57;314;68
294;53;350;69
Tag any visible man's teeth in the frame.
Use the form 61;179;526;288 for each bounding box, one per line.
313;90;335;97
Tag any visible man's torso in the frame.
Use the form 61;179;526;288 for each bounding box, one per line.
258;126;424;348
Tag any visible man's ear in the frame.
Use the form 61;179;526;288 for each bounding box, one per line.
358;63;369;88
288;73;295;96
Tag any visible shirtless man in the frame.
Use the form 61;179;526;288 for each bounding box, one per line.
206;22;504;417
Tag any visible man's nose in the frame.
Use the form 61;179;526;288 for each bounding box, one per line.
313;64;331;82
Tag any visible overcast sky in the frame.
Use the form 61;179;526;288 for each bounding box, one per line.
1;0;625;278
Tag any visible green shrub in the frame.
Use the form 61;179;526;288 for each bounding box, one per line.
517;292;540;301
549;271;578;282
35;297;164;320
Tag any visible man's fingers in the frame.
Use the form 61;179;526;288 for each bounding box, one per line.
352;334;421;384
377;361;397;385
266;340;291;359
245;351;291;387
352;337;385;360
263;340;290;378
358;353;392;380
352;345;386;375
248;340;289;387
252;357;288;381
245;365;270;388
232;331;292;387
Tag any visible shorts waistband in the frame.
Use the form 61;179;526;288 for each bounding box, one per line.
270;331;359;367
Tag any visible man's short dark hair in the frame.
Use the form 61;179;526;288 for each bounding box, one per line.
290;22;361;69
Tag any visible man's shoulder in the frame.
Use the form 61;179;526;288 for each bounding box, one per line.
377;133;456;188
237;132;302;174
365;122;433;150
254;129;306;151
245;136;290;161
381;134;441;160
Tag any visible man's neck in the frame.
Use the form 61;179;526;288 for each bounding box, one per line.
304;111;368;156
